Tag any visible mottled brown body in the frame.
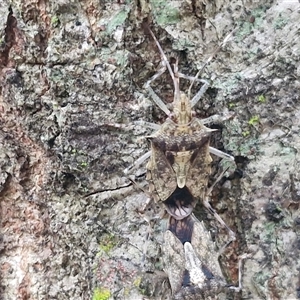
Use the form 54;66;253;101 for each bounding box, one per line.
146;95;213;220
164;214;228;299
144;29;239;299
143;29;222;220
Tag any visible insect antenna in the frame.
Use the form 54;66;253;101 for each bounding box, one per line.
148;28;181;104
187;30;236;101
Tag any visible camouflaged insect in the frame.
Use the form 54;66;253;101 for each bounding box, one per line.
163;214;228;300
144;29;234;221
146;110;213;220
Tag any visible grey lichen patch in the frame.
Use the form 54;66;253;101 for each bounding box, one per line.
235;6;265;40
213;76;241;97
106;9;130;35
99;48;131;70
138;271;170;298
94;238;148;298
91;189;169;299
273;14;289;30
150;0;181;26
249;217;294;298
220;115;259;158
252;269;272;299
95;5;130;46
171;37;197;52
1;0;300;299
265;202;284;223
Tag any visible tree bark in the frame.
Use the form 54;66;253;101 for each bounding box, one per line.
1;0;299;299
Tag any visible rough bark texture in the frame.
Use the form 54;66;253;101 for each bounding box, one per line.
1;0;300;299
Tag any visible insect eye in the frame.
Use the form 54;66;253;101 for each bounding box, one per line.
169;113;176;120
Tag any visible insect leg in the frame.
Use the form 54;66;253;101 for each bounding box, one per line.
190;80;210;108
144;54;171;116
202;111;235;125
228;253;251;292
203;167;236;245
124;151;151;175
178;73;209;84
100;120;160;132
203;195;236;243
147;28;179;97
146;28;185;114
144;75;171;117
134;120;161;130
177;72;210;108
209;146;235;161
